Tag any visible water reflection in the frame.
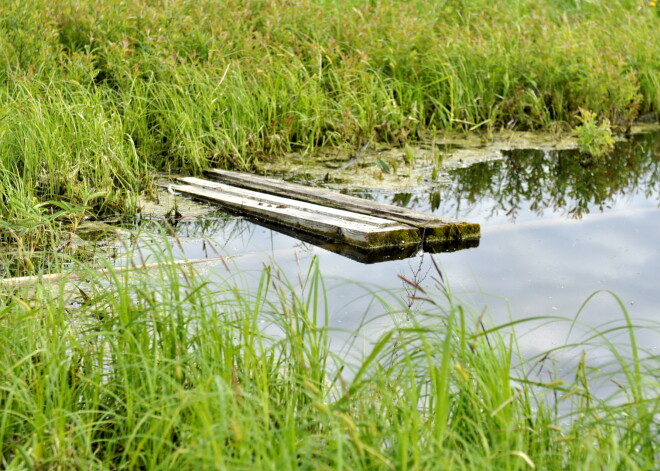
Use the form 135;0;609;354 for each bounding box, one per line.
380;131;660;220
129;131;659;373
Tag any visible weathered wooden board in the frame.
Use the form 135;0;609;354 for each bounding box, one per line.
169;179;421;249
204;168;480;243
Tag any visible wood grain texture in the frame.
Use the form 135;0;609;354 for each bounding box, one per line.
203;168;480;242
169;181;421;249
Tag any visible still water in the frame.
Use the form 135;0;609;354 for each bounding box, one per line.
141;132;660;367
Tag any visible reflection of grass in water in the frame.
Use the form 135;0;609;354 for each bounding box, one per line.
137;211;262;256
136;210;241;240
343;130;660;218
439;132;660;220
1;241;656;469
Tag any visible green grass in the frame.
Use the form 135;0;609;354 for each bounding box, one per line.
0;247;657;469
1;3;658;466
1;0;660;256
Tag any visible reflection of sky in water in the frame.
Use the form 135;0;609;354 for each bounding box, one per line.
140;134;660;371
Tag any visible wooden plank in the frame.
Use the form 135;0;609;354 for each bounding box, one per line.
177;177;403;227
204;168;480;243
169;182;421;249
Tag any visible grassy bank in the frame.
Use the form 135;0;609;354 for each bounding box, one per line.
1;0;660;258
0;253;657;469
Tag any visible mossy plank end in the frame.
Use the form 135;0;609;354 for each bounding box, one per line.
204;169;480;243
170;180;421;249
423;222;482;244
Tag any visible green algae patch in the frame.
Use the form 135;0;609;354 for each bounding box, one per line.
259;126;660;195
257;130;590;195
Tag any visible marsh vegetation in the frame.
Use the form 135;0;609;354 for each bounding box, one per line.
1;0;660;253
1;1;659;468
1;252;658;469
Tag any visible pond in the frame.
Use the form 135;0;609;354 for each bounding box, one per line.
133;130;659;374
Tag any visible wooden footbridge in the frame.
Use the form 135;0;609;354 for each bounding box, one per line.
168;169;480;261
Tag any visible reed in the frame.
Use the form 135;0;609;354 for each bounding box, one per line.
0;243;657;469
